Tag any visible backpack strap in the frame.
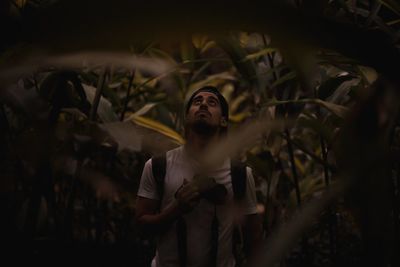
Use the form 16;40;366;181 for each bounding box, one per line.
151;153;187;267
230;159;248;266
151;153;167;208
231;159;247;200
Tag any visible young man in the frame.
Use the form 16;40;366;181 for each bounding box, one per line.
136;86;263;267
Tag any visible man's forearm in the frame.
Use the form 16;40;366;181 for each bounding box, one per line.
137;201;182;234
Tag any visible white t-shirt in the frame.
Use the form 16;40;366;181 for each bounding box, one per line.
137;146;258;267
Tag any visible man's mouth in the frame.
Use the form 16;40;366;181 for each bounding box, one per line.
195;110;211;117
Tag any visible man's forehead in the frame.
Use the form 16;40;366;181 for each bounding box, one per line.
193;91;220;100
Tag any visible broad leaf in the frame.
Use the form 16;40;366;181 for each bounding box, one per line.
83;84;119;122
318;75;354;100
127;114;184;145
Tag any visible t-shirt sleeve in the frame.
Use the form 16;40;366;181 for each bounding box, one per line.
243;166;258;215
137;159;160;200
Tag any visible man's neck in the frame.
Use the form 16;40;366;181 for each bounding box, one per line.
184;130;220;159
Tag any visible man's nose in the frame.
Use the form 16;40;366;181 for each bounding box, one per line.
199;101;208;109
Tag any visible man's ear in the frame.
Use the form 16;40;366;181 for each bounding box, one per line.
220;117;227;127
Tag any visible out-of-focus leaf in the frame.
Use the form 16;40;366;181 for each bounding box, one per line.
314;99;348;118
265;98;348;118
181;38;195;66
133;102;158;116
187;72;236;97
14;0;27;8
288;176;327;210
244;47;277;61
100;120;182;155
0;52;171;87
271;71;297;88
215;34;262;95
147;47;178;65
192;34;217;54
246;150;275;179
127;114;184;145
297;115;335;143
380;0;400;16
83;84;119;122
294;157;305;176
318;75;355;100
200;117;290;172
155;104;176;130
230;93;249;114
0;80;49;121
60;108;88;120
80;167;120;202
102;84;122;109
358;66;378;84
229;112;252;123
100;121;142;152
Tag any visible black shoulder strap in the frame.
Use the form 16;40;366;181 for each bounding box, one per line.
151;153;167;202
152;153;186;267
231;159;247;200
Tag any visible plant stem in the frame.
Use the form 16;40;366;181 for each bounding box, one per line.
314;84;337;263
120;68;136;121
321;136;337;263
285;128;302;207
393;163;400;266
90;66;108;121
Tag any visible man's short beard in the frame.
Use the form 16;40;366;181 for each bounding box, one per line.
189;119;219;136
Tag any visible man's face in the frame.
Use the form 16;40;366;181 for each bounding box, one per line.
186;91;224;134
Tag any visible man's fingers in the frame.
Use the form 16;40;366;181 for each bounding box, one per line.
180;185;200;200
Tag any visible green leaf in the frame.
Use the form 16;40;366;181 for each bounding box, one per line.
133;103;158;116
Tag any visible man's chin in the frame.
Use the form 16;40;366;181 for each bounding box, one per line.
191;120;218;136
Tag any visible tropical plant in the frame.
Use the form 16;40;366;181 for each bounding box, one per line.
1;0;400;266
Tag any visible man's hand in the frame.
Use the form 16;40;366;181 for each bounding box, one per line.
175;179;201;213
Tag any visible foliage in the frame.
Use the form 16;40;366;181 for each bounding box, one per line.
1;0;400;266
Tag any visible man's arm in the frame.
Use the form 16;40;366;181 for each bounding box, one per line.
241;167;264;262
135;179;200;235
135;196;183;234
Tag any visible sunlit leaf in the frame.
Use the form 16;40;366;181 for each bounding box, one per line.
229;111;252;123
133;102;158;116
127;114;184;145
